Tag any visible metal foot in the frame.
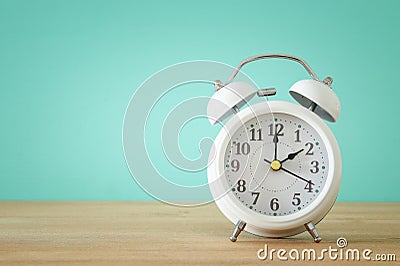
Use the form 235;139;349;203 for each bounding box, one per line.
229;220;246;242
304;222;322;243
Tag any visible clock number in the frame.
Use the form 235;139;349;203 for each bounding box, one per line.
305;142;314;155
292;193;301;206
234;142;250;155
304;181;314;193
250;128;262;141
294;129;301;142
237;180;246;192
231;159;240;172
270;197;279;211
251;192;260;204
310;160;319;173
268;123;284;136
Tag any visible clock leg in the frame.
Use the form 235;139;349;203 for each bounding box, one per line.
229;220;247;242
304;222;322;243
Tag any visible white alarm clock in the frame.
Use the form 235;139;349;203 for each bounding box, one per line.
207;54;341;242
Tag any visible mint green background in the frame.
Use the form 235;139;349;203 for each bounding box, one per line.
1;0;399;201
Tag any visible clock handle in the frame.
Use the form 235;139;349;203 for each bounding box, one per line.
210;53;340;123
215;54;320;90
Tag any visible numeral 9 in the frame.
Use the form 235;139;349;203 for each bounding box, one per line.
231;159;240;172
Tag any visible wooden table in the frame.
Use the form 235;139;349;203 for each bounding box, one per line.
0;202;399;265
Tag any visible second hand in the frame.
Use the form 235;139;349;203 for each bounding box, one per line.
263;158;314;185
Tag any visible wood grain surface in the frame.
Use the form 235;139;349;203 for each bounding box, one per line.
0;202;399;265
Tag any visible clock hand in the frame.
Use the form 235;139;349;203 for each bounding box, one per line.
273;132;278;160
280;167;314;185
263;158;314;185
280;149;304;164
264;158;272;164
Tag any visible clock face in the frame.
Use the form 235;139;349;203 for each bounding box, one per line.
224;112;329;216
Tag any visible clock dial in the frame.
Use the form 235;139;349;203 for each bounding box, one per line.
224;113;329;216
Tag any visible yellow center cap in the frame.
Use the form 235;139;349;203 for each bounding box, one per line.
270;160;281;171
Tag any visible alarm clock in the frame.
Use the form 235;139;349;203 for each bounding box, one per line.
207;54;341;242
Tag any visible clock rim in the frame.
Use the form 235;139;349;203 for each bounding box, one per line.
207;101;342;237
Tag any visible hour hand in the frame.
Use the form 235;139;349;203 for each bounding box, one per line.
281;148;304;164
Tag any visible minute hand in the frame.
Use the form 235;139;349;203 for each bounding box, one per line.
273;133;278;160
281;167;314;185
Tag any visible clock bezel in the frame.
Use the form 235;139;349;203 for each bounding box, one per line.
208;101;342;237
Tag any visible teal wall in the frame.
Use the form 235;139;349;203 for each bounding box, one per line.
0;0;399;201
